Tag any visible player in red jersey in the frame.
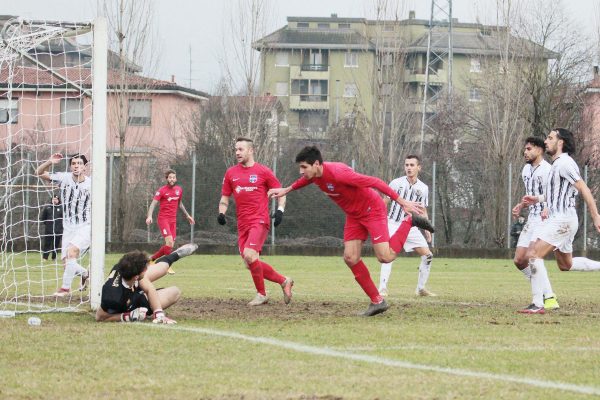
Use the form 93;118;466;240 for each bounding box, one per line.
218;138;293;306
146;169;195;274
268;146;434;316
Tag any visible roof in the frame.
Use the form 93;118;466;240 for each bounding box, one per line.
287;16;366;23
254;26;375;50
0;66;209;100
407;31;558;58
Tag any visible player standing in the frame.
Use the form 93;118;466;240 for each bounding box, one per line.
519;128;600;314
268;146;434;316
146;169;195;275
218;138;293;306
36;153;91;296
95;243;197;323
511;137;558;310
378;155;435;297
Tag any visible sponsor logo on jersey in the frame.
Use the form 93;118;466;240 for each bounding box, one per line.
235;186;258;193
249;175;258;183
167;196;180;202
232;178;240;181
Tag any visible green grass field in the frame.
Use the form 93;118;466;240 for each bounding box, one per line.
2;254;600;399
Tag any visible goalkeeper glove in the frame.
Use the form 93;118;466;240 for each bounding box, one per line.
152;309;176;324
121;307;148;322
217;213;226;225
272;209;284;227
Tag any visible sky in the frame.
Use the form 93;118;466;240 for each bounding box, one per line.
3;0;597;93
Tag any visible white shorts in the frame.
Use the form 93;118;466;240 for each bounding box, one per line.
516;216;543;248
535;215;578;254
388;221;429;253
61;224;92;259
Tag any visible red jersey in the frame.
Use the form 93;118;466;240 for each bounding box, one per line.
290;162;400;218
222;163;281;228
153;184;183;220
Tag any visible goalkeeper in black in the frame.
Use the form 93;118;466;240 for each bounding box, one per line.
95;243;197;323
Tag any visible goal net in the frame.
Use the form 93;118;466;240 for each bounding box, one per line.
0;17;107;314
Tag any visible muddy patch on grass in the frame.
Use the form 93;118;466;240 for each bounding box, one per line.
171;297;384;321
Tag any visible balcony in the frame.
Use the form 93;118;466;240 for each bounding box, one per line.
404;68;446;84
290;64;330;80
289;94;330;110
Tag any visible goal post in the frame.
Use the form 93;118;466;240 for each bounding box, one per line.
0;16;107;313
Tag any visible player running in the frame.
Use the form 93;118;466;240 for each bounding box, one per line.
268;146;434;317
36;153;91;297
511;137;558;311
379;155;435;298
95;243;198;323
519;128;600;314
218;138;293;306
146;169;195;275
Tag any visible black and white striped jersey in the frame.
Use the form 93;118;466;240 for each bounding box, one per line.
49;172;92;227
521;160;551;217
387;176;428;223
546;154;581;217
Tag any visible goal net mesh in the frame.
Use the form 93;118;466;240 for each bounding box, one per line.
0;17;98;313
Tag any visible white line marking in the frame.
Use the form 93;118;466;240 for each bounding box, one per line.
143;324;600;396
337;344;600;352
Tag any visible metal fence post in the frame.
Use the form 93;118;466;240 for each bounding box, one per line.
107;153;113;243
271;156;277;246
507;163;512;249
584;164;588;252
191;150;197;242
431;161;436;248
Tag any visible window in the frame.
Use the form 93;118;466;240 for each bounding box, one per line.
469;88;481;102
128;99;152;125
275;52;289;66
338;23;351;29
470;57;481;73
297;22;309;28
344;52;358;67
317;23;330;29
275;82;288;96
344;83;358;97
60;98;83;125
383;24;395;32
0;98;18;124
299;110;329;133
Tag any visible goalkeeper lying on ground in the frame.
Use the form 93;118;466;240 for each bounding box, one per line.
95;243;198;324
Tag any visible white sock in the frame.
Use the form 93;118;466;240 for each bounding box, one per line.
520;266;531;280
530;258;548;307
379;262;392;290
417;254;433;290
61;259;87;290
571;257;600;271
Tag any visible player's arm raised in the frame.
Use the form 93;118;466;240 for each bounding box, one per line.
146;199;158;225
36;153;63;182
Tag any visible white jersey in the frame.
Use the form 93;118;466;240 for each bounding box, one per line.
546;153;581;218
521;159;551;217
49;172;92;228
387;176;428;223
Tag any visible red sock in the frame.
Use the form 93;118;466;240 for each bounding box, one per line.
261;261;285;285
389;216;412;253
350;260;382;303
248;259;266;295
151;245;172;261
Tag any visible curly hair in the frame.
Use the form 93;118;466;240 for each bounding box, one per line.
117;250;150;280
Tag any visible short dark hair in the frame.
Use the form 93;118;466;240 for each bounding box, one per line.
69;153;88;165
164;169;176;179
295;146;323;165
236;137;254;148
405;154;421;164
525;136;545;149
116;250;149;280
553;128;576;154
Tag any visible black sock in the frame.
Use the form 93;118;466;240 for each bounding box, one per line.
155;252;180;266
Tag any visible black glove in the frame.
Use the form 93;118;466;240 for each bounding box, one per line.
217;213;226;225
272;210;284;227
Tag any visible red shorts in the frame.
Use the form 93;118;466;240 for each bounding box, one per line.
238;223;269;254
344;208;389;244
157;218;177;239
